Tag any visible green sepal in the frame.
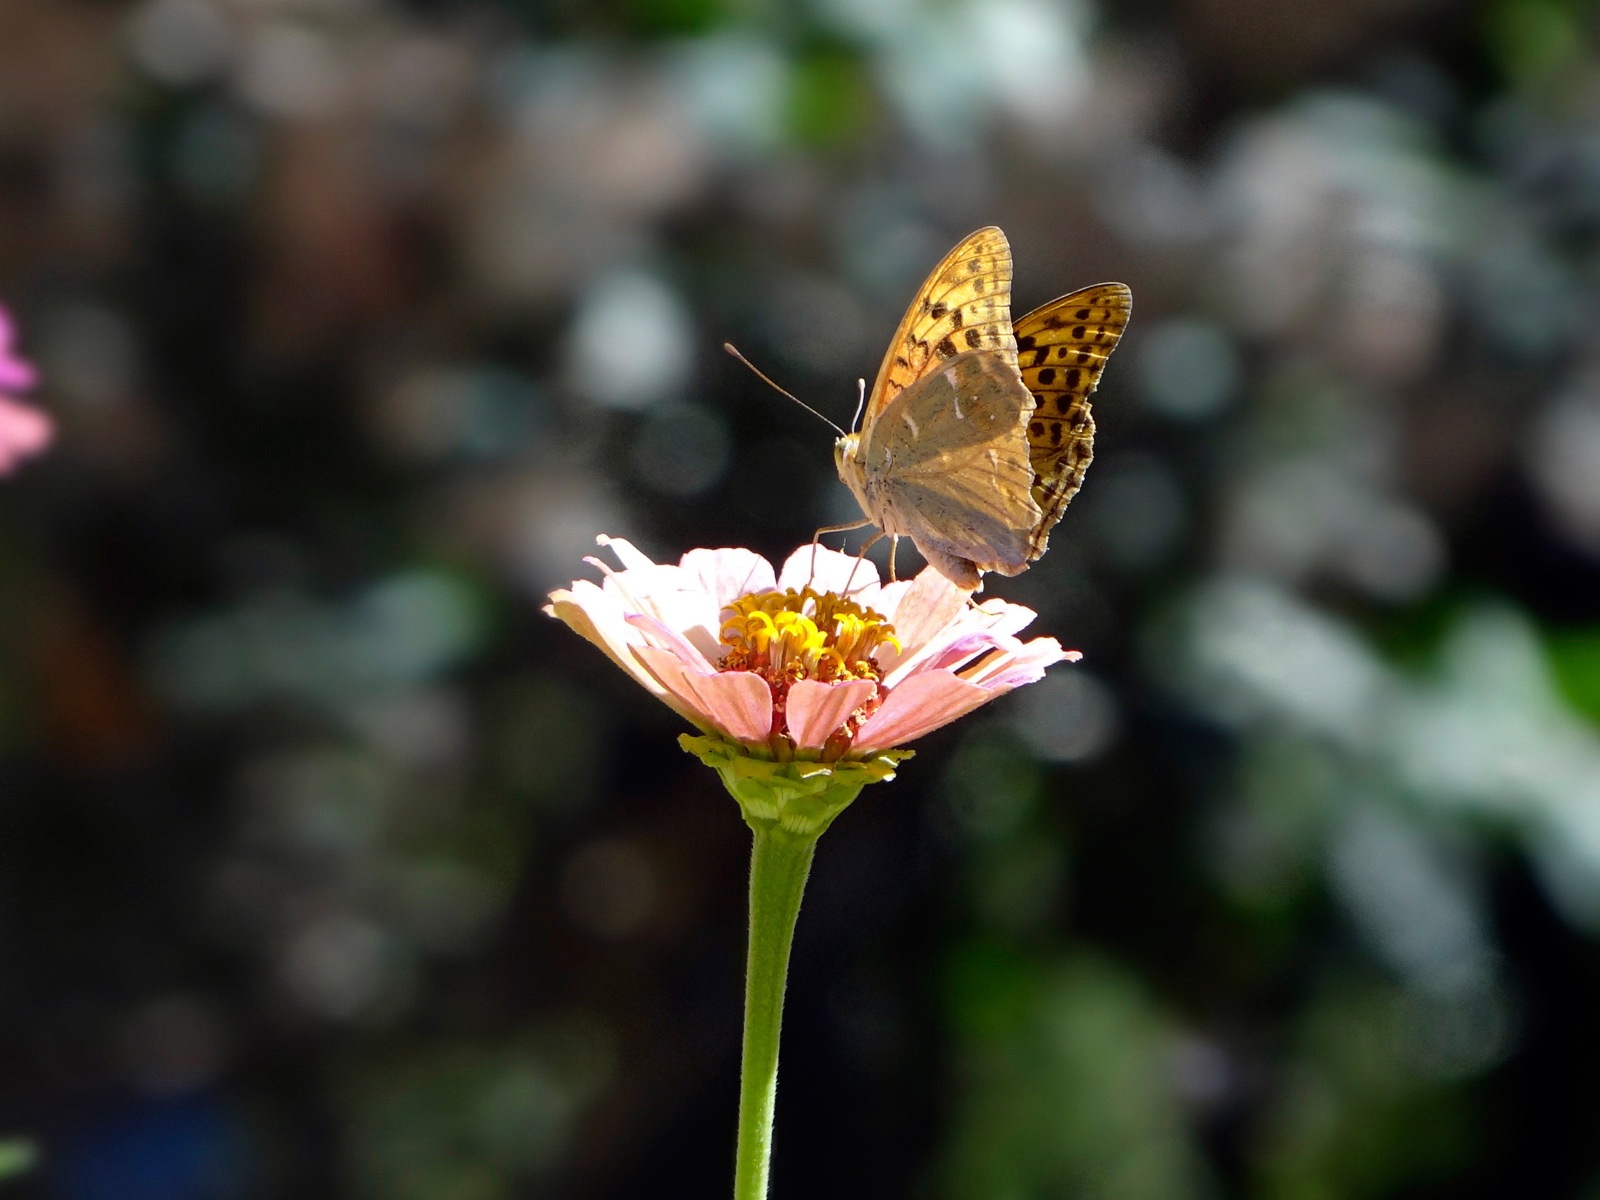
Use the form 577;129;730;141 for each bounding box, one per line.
679;733;913;837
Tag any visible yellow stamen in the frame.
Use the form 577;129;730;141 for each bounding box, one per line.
720;588;896;682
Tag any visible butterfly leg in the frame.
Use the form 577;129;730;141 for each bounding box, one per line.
807;519;874;589
888;536;899;583
842;531;884;597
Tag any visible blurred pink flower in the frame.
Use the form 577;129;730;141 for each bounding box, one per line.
546;537;1078;760
0;305;51;473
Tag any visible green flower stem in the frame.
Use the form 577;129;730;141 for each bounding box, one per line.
678;733;913;1200
735;822;818;1200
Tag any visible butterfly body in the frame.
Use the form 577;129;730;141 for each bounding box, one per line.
833;227;1131;589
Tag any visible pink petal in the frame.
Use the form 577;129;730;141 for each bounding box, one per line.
633;646;773;743
853;670;998;753
777;544;880;599
966;639;1079;690
0;308;31;390
626;612;716;672
679;547;776;610
881;594;1042;687
785;678;878;750
0;396;51;473
0;360;36;393
916;630;1021;677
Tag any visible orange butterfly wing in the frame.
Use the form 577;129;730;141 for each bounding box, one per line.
1014;283;1132;557
862;227;1017;428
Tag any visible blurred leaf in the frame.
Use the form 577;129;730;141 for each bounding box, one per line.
1484;0;1591;85
787;50;873;148
1255;975;1474;1200
969;833;1067;935
345;1018;615;1200
943;731;1043;843
621;0;733;38
1546;625;1600;725
942;942;1212;1200
0;1140;36;1182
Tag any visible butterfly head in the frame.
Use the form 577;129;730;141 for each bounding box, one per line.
834;430;863;479
835;431;878;515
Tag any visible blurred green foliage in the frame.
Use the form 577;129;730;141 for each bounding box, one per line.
943;943;1207;1200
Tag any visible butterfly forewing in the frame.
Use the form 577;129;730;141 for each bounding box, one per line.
864;227;1017;426
1014;283;1132;556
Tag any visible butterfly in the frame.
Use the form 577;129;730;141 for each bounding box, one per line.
831;227;1131;589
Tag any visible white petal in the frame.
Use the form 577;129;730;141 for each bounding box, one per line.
596;535;657;571
973;596;1039;638
874;568;968;675
626;613;717;673
679;547;777;610
777;544;880;599
545;583;707;728
602;566;721;660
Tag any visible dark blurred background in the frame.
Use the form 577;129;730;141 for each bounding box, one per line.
3;0;1600;1196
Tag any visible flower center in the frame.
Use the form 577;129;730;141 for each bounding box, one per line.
718;588;901;754
720;588;900;682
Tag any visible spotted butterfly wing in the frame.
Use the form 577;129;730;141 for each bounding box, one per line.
1014;283;1132;557
833;227;1131;589
835;228;1038;588
862;226;1017;426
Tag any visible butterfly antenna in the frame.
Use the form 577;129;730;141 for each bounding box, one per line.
723;343;846;437
851;378;866;433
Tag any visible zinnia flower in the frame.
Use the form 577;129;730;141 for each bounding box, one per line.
0;305;51;474
546;534;1083;1200
545;536;1077;763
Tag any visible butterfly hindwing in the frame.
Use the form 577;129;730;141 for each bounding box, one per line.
1014;283;1132;556
863;227;1016;427
860;352;1042;583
